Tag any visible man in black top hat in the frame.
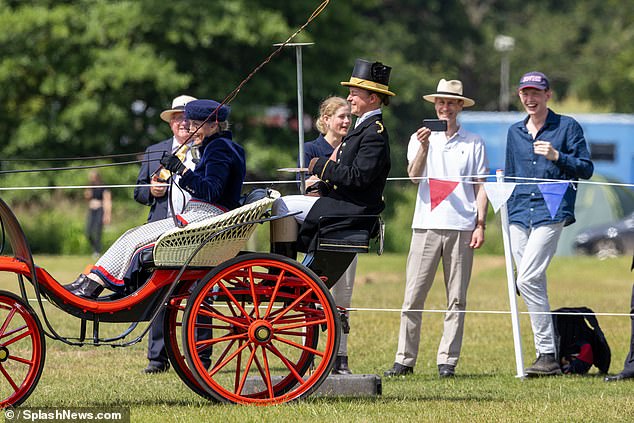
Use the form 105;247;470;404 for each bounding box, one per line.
270;58;394;374
300;58;394;248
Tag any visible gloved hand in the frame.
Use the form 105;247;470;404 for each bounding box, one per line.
160;153;186;175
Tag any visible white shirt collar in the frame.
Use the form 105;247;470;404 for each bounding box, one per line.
355;108;382;128
171;137;183;152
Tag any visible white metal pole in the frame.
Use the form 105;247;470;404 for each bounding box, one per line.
496;169;525;378
274;42;313;194
295;45;307;194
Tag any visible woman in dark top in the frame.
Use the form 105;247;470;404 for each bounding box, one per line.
302;96;351;169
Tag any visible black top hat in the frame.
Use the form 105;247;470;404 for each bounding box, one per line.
341;59;395;97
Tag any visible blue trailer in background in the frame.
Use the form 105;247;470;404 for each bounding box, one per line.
459;111;634;185
458;111;634;256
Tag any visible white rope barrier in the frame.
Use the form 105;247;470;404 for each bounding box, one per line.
344;307;634;317
2;174;634;191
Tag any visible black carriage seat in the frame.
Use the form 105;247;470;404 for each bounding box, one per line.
316;214;384;255
305;214;384;289
140;189;279;270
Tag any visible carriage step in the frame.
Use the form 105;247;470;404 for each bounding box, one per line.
243;374;382;397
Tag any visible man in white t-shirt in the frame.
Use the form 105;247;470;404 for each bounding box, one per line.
385;79;488;378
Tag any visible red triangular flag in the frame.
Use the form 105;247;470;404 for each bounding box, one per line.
429;178;459;211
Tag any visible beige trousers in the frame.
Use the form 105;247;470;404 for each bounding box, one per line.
395;229;474;368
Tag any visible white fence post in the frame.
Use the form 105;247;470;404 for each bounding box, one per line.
496;169;526;378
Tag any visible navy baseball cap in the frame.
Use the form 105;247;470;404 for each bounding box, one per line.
185;99;231;122
518;71;550;91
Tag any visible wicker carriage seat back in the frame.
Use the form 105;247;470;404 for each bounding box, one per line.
153;191;279;267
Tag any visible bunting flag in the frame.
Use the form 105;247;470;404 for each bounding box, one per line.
538;182;569;218
429;178;459;211
483;182;517;213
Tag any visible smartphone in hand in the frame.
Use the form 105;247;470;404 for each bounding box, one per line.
423;119;448;132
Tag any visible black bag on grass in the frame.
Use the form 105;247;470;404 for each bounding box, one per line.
553;306;611;374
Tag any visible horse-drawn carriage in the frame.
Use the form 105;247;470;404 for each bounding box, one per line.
0;189;382;407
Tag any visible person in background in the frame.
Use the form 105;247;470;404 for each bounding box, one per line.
505;71;593;376
384;79;488;378
304;96;357;375
85;170;112;258
134;94;197;222
134;94;196;374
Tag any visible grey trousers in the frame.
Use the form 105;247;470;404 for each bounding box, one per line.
395;229;474;368
331;255;358;356
509;222;564;356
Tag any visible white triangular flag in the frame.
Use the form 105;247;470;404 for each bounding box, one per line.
484;182;517;213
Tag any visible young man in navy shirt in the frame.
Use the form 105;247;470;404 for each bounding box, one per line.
505;71;593;376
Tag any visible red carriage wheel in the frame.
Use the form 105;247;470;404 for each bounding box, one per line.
163;281;216;400
0;291;46;408
181;253;339;405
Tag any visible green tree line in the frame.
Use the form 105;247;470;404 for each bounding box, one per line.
0;0;632;253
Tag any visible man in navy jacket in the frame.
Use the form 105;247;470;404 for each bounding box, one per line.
134;94;196;374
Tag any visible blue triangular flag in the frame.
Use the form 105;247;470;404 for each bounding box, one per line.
537;182;568;219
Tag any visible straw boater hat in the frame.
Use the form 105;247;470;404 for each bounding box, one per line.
341;58;396;97
423;79;474;107
160;95;197;122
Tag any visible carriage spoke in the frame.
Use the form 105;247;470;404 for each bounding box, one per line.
258;345;275;399
236;344;258;395
215;282;252;323
7;355;33;366
0;363;19;392
275;319;327;332
2;329;34;347
196;308;249;330
272;335;324;357
196;332;245;350
208;341;250;377
265;343;305;384
270;290;313;324
0;325;29;341
263;270;285;318
247;267;260;319
208;338;235;373
232;339;244;393
0;308;17;338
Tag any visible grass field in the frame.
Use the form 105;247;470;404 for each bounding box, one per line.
1;253;634;422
